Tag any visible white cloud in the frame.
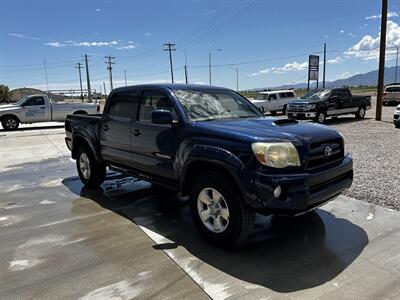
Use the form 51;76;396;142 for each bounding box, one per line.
96;8;101;12
44;40;137;50
248;61;308;77
345;20;400;60
365;11;399;20
334;72;360;80
117;44;136;50
8;33;40;40
340;30;344;34
327;56;344;64
348;32;356;38
145;32;155;37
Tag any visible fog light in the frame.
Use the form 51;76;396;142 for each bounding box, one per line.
274;185;282;198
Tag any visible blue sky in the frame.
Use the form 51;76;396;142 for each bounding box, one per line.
1;0;400;92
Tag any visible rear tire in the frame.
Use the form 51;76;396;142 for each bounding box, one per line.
1;116;19;131
76;146;106;187
355;106;366;119
190;171;255;247
282;105;287;115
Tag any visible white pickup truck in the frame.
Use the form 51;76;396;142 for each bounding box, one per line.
0;94;99;130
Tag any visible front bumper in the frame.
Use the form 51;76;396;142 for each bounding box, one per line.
251;155;353;215
287;112;316;119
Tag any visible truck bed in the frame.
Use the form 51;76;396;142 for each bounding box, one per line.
65;114;102;151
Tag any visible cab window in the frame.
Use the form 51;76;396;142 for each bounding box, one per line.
24;97;45;106
138;90;177;123
268;94;277;100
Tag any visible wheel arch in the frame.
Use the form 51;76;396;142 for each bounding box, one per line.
71;134;100;161
0;114;21;124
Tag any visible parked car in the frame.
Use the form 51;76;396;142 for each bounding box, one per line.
287;88;371;123
250;90;297;115
0;94;100;130
394;104;400;128
383;84;400;105
65;84;353;246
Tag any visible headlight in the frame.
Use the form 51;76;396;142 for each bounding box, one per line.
306;104;316;110
251;142;301;168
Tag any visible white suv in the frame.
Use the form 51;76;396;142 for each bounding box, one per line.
250;90;298;115
383;84;400;105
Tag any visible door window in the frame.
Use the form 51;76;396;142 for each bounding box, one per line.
138;91;177;123
107;91;136;120
267;94;277;100
24;97;45;106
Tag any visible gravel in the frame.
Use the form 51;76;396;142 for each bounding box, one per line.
324;96;400;211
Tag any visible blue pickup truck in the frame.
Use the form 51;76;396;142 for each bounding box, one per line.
65;84;353;246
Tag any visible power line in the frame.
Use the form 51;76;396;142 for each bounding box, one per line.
164;43;176;83
43;59;49;92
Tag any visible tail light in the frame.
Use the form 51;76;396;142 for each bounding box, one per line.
97;104;100;112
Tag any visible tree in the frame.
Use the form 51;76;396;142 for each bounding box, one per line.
0;85;10;103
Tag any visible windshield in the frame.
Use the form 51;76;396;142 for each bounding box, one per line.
173;89;263;122
15;97;29;106
301;89;331;100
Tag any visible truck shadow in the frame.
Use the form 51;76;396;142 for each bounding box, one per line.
63;174;369;293
0;125;64;132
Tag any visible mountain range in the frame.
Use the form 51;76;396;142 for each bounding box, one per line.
246;66;399;91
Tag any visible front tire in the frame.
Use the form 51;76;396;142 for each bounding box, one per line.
314;111;326;124
76;146;106;187
190;171;255;247
1;116;19;131
282;105;287;115
355;106;366;119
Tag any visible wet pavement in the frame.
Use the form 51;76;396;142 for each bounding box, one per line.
1;127;400;299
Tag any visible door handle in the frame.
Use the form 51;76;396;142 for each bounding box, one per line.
133;129;141;136
103;124;109;131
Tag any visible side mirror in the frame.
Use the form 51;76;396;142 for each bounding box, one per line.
152;110;174;125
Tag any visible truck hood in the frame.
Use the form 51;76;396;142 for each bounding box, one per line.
0;104;19;111
193;117;340;144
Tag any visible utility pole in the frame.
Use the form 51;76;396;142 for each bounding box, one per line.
323;43;327;88
105;55;115;92
209;53;212;85
43;59;49;92
75;62;84;102
103;81;107;99
124;70;127;86
231;67;239;91
163;43;176;83
395;46;399;83
376;0;388;121
184;50;189;84
209;49;221;86
84;54;92;103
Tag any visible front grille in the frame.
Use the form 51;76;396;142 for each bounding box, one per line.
305;138;344;170
288;103;308;111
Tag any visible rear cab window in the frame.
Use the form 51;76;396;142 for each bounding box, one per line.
107;90;137;121
385;86;400;93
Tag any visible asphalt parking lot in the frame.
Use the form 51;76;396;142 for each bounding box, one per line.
0;106;399;299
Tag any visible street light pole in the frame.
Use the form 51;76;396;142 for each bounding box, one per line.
395;46;399;83
208;49;221;86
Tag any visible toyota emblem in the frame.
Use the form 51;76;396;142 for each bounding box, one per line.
324;146;333;157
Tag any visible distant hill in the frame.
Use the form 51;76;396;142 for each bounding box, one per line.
245;66;399;92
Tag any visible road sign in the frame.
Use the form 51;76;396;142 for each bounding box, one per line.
308;55;320;90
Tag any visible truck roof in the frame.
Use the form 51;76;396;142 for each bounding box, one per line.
257;90;294;94
113;83;230;93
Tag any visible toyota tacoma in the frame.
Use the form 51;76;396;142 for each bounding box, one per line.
65;84;353;246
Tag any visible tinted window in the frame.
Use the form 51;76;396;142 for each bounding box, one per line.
138;90;176;123
108;91;136;119
278;93;286;98
268;94;277;100
24;97;45;106
286;92;295;98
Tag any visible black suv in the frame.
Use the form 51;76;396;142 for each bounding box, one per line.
287;88;371;123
